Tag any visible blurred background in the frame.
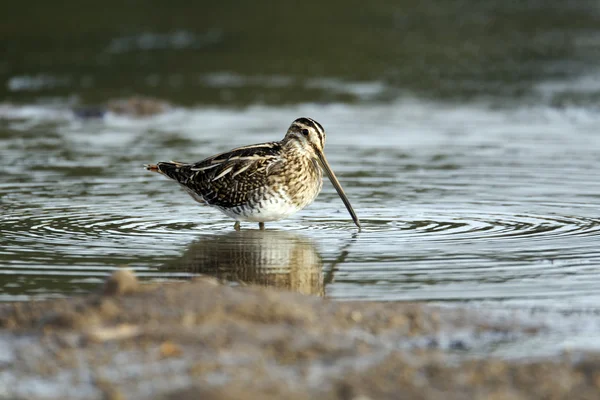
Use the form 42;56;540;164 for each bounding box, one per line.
3;0;600;106
1;0;600;331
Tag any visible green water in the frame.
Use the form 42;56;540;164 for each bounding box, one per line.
3;1;600;104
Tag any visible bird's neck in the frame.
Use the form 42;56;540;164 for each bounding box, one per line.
282;137;314;159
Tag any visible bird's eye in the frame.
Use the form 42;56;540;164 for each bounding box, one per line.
301;129;309;136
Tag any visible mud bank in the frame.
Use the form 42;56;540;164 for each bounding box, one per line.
0;271;599;400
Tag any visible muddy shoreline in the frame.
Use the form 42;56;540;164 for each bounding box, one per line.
0;271;599;399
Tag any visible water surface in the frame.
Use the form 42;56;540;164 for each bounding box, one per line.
1;99;599;311
2;0;600;359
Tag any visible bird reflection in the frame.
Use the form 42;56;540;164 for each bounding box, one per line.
164;230;325;296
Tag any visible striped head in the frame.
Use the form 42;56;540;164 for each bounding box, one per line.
283;117;361;229
284;117;326;157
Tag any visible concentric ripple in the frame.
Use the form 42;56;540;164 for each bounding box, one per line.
1;101;600;307
398;212;600;242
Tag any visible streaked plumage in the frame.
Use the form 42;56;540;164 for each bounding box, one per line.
146;117;360;230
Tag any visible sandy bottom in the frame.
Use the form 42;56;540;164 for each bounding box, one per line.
0;270;599;399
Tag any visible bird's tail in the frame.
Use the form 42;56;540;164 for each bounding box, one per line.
145;163;160;172
145;161;192;184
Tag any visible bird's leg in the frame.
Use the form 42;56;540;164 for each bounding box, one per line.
234;221;241;231
258;222;265;230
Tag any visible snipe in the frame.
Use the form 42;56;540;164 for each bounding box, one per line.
146;117;360;230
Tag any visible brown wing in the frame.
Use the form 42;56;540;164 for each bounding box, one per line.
152;142;282;208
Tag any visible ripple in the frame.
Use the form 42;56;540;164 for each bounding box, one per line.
2;101;600;307
356;210;600;241
399;213;600;243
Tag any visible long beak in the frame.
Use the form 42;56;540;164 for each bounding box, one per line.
316;150;361;229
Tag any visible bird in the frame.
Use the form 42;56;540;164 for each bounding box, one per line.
145;117;361;230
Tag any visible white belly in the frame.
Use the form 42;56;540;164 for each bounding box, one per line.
217;191;305;223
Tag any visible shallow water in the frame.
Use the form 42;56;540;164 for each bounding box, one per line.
1;98;599;311
2;0;600;335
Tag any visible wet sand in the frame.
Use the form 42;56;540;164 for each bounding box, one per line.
0;270;599;399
